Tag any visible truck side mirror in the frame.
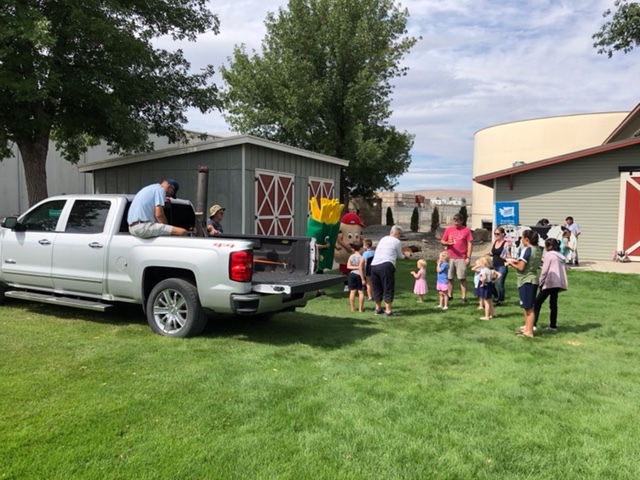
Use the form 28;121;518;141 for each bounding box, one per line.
1;217;24;231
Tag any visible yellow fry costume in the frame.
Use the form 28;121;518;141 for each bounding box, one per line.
306;197;344;271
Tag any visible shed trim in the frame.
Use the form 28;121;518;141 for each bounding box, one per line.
78;134;349;173
473;137;640;187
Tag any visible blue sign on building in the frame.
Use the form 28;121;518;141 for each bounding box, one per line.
495;202;519;225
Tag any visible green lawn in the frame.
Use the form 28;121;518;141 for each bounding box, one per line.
1;261;640;479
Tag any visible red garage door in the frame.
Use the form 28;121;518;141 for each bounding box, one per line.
619;173;640;260
255;170;294;236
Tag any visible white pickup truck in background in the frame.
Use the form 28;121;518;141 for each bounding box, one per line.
0;194;343;337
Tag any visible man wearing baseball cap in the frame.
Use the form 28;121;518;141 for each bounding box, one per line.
127;179;187;238
206;204;226;235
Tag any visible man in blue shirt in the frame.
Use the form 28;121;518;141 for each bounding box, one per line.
127;179;187;238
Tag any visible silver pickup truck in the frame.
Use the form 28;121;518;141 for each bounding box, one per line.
0;194;343;337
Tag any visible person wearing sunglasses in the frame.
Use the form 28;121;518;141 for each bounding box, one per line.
491;226;509;305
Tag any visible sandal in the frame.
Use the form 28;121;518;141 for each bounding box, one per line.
516;332;534;338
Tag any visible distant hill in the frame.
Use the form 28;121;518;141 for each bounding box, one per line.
394;189;472;203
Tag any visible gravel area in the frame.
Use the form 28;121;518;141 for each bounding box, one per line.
364;225;491;262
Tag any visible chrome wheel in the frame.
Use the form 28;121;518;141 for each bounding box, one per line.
152;288;189;335
146;278;208;337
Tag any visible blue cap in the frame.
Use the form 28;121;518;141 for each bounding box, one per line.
166;179;179;198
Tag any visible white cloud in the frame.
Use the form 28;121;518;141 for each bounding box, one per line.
178;0;639;191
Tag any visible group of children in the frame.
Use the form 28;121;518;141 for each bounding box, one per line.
345;240;503;319
407;252;500;318
409;252;452;310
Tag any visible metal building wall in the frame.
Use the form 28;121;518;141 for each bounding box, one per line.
495;145;640;260
0;133;209;218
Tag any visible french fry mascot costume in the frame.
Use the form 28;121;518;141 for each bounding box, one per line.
307;197;343;272
334;212;367;275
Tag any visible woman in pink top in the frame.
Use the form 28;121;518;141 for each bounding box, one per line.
533;238;568;332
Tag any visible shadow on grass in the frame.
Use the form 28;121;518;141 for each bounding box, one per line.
545;322;602;334
4;298;146;327
203;312;380;348
4;298;377;347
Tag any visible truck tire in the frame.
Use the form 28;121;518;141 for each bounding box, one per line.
0;284;5;305
146;278;208;338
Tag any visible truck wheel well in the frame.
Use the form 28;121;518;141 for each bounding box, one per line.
142;267;197;304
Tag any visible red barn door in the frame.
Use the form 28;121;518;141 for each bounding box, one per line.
618;173;640;260
255;170;294;236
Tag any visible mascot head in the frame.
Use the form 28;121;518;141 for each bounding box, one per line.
334;212;366;265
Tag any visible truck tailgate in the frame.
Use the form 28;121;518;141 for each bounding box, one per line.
252;273;345;295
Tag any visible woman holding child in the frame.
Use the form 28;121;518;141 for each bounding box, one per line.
491;226;509;305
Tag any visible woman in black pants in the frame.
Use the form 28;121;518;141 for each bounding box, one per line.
534;238;568;332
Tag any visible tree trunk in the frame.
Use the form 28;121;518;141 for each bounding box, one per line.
17;134;50;207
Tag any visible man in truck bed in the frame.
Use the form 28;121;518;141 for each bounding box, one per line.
128;179;188;238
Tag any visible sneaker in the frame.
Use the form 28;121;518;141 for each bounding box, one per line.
545;326;558;332
384;311;398;317
448;295;453;301
442;306;448;311
374;309;382;315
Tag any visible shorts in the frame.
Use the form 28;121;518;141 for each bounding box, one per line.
518;283;538;309
436;281;449;292
348;273;365;291
129;222;173;238
448;258;467;280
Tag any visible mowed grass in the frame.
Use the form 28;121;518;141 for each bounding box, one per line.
1;261;640;479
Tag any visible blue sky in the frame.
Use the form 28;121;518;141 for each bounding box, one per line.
177;0;640;192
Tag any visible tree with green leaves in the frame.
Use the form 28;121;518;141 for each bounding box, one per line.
220;0;419;201
458;206;468;226
430;206;440;233
593;1;640;57
410;207;419;232
0;0;220;206
386;207;395;226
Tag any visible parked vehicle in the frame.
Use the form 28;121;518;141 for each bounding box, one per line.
0;194;342;337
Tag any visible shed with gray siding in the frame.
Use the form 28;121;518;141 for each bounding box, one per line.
475;138;640;261
79;135;348;237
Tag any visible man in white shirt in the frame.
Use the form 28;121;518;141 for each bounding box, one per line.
564;216;581;266
370;225;410;317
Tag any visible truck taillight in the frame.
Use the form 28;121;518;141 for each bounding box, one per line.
229;250;253;282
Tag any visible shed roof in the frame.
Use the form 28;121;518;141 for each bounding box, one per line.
473;137;640;187
78;134;349;173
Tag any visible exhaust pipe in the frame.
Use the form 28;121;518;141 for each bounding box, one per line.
194;166;209;237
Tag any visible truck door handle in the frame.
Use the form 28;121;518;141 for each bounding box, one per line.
38;239;51;245
89;242;104;249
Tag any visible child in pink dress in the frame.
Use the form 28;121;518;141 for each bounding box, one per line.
410;259;428;302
